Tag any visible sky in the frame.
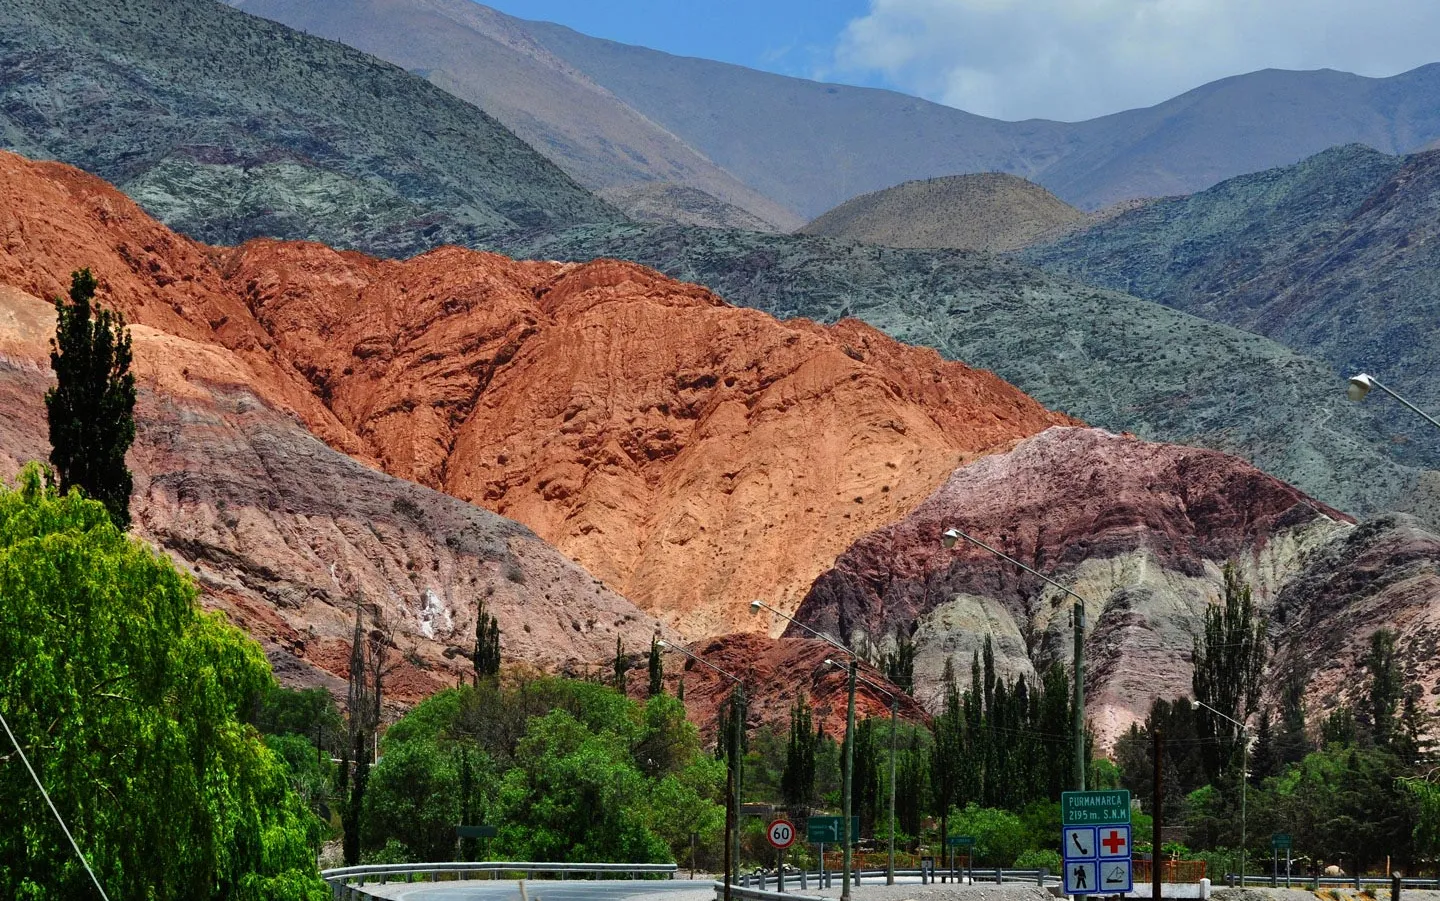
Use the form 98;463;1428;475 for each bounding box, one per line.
484;0;1440;122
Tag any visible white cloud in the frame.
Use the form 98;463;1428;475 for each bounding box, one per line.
834;0;1440;121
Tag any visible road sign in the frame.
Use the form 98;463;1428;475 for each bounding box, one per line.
456;824;497;838
949;835;976;847
767;818;796;849
1272;833;1292;849
1062;790;1132;825
1099;825;1131;859
807;816;858;844
1062;791;1131;894
1065;861;1098;894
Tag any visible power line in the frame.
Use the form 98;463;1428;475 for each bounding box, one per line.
0;709;112;901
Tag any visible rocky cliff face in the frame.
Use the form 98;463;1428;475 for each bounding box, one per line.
0;286;667;702
790;427;1355;746
225;241;1074;635
0;148;1073;657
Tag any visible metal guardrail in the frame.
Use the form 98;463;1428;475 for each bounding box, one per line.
722;866;1052;895
322;861;677;899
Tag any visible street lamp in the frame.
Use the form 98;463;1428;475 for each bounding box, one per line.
1192;699;1247;887
657;639;745;901
940;526;1090;790
1347;373;1440;432
827;658;900;885
751;600;859;901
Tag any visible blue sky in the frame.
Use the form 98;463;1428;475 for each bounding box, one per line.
484;0;874;84
484;1;1440;122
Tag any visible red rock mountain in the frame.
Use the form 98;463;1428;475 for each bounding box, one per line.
0;150;1074;638
791;427;1358;746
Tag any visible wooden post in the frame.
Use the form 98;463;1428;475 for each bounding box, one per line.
1153;728;1164;901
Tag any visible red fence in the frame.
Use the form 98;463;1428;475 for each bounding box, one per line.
1134;860;1208;883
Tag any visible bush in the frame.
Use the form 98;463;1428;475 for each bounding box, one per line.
1014;848;1062;872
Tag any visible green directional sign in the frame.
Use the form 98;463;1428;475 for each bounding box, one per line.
456;824;497;839
949;835;976;847
1062;790;1132;826
1272;833;1292;850
806;816;858;844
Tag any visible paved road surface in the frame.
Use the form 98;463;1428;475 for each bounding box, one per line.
362;879;713;901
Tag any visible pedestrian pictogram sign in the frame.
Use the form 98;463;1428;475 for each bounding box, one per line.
1061;792;1131;894
767;818;796;849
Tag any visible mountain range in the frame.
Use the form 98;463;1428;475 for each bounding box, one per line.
1025;144;1440;473
235;0;1440;219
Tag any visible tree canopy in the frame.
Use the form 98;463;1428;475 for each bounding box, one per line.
0;464;325;900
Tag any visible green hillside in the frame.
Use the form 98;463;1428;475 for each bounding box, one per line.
0;0;622;256
1025;145;1440;463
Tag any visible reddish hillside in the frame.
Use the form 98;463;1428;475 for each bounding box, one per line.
0;150;1075;636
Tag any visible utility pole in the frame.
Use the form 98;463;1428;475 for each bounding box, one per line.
842;658;857;901
1074;601;1086;790
1153;729;1164;901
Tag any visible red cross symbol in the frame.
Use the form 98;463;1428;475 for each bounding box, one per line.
1102;830;1127;855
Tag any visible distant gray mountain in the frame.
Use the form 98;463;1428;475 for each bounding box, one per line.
1025;144;1440;467
0;0;621;256
228;0;802;231
230;0;1440;220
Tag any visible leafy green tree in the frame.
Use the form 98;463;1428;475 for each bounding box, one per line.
491;710;670;862
473;597;500;682
780;692;816;811
265;734;338;845
895;726;928;837
362;740;461;862
854;716;882;835
1274;668;1312;767
633;693;698;778
1249;709;1276;785
255;684;344;754
1322;706;1359;748
45;269;136;530
949;803;1029;866
1192;563;1266;782
648;635;663;697
614;636;626;694
0;464;325;900
930;657;964;845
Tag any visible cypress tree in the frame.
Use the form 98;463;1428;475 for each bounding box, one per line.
613;636;626;694
1364;629;1402;749
882;627;916;694
1274;668;1312;766
780;692;816;811
46;268;136;529
648;634;663;697
1192;563;1266;781
473;597;501;682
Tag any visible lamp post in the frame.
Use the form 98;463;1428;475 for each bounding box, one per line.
657;639;745;901
1347;373;1440;433
751;600;858;901
827;658;900;885
941;526;1090;790
1192;699;1247;887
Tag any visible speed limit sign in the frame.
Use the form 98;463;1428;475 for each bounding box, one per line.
767;818;796;849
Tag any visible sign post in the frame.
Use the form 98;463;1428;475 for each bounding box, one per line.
768;819;796;893
1062;790;1132;896
1272;834;1292;888
808;816;856;889
950;835;975;884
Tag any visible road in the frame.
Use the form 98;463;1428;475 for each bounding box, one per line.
360;879;714;901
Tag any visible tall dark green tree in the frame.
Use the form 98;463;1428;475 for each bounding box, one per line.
474;597;501;682
1192;562;1266;781
614;636;626;694
929;657;964;845
854;716;882;834
1274;667;1312;766
1364;628;1402;750
45;268;136;530
882;627;916;694
780;692;816;811
1250;708;1276;785
648;635;663;697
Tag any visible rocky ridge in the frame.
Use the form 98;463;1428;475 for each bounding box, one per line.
789;427;1358;746
0;148;1073;641
1025;145;1440;475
